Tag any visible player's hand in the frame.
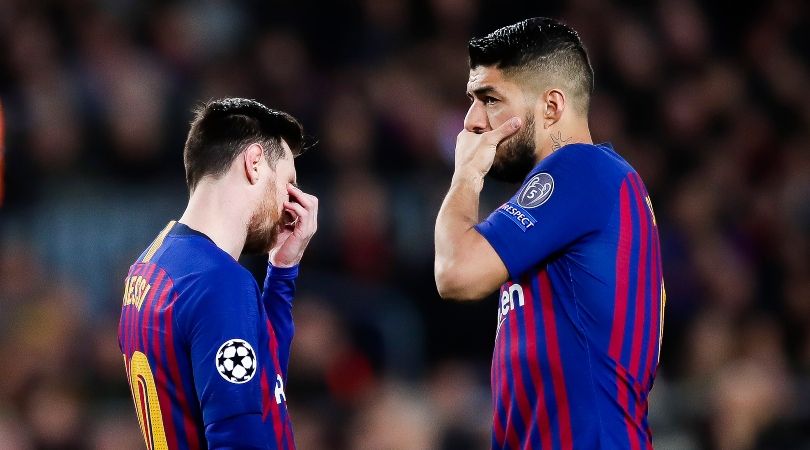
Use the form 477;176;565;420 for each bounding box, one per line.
269;184;318;268
454;117;522;181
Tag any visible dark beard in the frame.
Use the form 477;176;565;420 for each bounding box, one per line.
243;193;282;255
488;114;537;183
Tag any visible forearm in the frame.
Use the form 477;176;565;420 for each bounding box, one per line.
435;170;483;290
262;263;297;379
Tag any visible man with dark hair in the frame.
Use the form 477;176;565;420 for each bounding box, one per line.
435;18;664;449
119;98;317;449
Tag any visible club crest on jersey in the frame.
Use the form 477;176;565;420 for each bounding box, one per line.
215;339;257;384
517;172;554;208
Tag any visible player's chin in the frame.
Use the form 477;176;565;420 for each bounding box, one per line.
243;229;279;255
488;160;531;183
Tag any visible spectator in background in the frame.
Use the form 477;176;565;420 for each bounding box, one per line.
0;0;808;448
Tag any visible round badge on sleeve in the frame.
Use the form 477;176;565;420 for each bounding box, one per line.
215;339;257;384
517;172;554;208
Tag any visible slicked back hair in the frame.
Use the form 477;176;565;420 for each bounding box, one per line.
469;17;594;114
183;98;304;192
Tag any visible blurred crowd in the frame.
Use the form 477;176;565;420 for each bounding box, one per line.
0;0;808;448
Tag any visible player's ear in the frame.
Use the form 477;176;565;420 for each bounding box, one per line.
541;89;565;129
243;143;264;185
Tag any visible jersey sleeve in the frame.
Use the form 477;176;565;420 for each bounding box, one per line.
474;145;617;279
175;268;272;447
261;263;297;382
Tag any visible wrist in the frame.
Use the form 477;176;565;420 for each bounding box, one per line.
267;261;299;278
451;168;485;192
269;252;301;269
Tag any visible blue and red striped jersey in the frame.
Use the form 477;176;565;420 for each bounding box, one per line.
475;143;665;449
118;221;297;449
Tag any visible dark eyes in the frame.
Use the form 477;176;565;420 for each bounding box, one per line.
467;95;500;106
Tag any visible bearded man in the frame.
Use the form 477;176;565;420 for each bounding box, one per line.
435;18;665;449
119;98;317;449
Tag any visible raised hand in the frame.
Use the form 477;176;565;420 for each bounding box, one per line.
453;117;522;179
269;184;318;268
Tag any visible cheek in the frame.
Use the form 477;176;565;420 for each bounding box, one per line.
488;105;514;127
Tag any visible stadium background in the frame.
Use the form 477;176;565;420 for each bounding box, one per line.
0;0;808;448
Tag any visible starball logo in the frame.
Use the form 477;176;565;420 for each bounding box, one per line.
517;172;554;209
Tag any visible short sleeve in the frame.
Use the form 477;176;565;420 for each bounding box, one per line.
175;268;264;427
474;144;617;279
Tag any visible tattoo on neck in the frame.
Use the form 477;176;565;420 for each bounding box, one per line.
550;131;572;151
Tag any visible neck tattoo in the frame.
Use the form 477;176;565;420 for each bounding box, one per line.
550;131;572;151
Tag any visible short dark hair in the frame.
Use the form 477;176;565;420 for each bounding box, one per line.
183;98;304;191
469;17;594;114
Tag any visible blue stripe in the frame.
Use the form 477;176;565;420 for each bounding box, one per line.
503;303;528;443
548;262;597;450
174;304;205;447
515;278;542;448
154;283;185;450
638;218;654;385
531;274;562;450
281;404;290;450
620;190;641;419
493;322;509;448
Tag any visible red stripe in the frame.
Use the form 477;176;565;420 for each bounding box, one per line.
133;264;158;354
608;179;635;448
140;270;165;358
261;368;271;420
538;271;572;450
640;208;659;391
284;413;295;449
626;176;649;450
499;311;521;449
266;321;286;449
493;411;506;448
150;276;179;450
647;228;663;388
137;267;164;365
627;175;648;379
521;276;552;450
492;313;506;447
637;228;659;444
507;300;533;438
608;180;632;360
638;178;659;391
640;199;662;448
267;316;296;450
163;289;200;449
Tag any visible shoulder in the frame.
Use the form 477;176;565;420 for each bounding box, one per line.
157;237;259;312
158;236;253;285
543;143;630;175
531;143;632;193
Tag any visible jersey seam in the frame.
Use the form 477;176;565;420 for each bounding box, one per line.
596;176;629;447
564;256;607;448
573;170;626;448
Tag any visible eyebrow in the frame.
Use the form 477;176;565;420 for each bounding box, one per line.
468;86;498;97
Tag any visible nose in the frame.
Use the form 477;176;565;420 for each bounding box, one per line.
463;101;489;133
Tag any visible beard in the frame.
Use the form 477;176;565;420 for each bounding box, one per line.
243;184;282;255
488;113;537;183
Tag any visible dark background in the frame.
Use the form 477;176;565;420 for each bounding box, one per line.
0;0;808;448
